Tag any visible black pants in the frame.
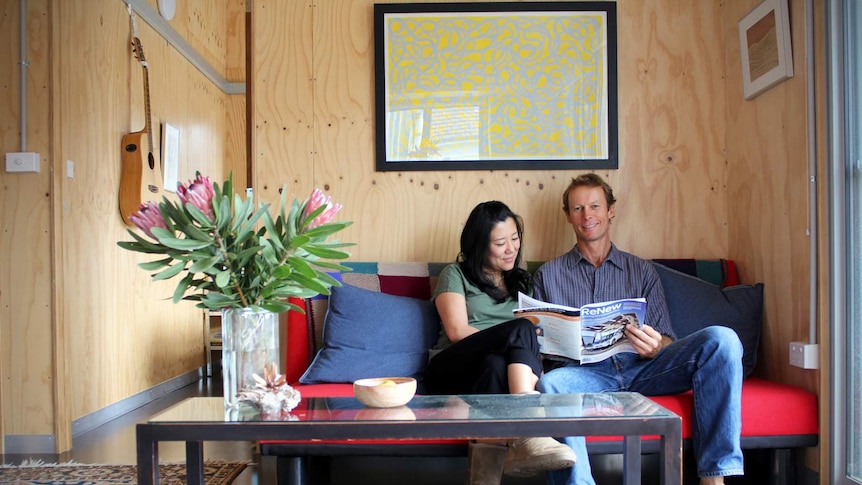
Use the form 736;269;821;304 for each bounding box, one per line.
424;318;543;395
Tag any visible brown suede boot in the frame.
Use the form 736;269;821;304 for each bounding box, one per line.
503;437;576;477
466;440;507;485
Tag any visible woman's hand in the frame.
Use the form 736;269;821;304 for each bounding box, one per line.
436;292;479;343
624;323;671;359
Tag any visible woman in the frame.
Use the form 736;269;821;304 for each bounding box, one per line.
425;201;575;480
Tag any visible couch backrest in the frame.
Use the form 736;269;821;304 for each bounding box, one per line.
284;259;740;383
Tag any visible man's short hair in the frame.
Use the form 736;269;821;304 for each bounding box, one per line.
562;173;617;212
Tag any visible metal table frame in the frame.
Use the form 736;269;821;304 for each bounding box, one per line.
136;393;681;485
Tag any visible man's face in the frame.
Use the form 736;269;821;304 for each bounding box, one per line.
564;186;615;244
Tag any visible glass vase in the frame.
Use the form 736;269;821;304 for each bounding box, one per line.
221;307;280;412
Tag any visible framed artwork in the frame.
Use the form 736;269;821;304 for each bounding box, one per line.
738;0;794;100
374;2;618;171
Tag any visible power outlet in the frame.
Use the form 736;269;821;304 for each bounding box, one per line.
5;152;40;173
789;342;819;369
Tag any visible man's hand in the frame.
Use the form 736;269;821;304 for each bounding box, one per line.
624;324;667;359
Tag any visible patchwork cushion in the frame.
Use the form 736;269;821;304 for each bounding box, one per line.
651;258;739;287
652;262;764;378
299;283;440;385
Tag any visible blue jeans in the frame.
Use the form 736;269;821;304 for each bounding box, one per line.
537;326;745;485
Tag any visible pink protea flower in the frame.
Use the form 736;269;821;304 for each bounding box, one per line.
302;188;342;229
129;201;167;240
177;173;215;221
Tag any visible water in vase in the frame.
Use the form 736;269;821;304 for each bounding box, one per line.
221;307;280;411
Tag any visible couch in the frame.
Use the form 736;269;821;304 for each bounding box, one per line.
259;260;818;484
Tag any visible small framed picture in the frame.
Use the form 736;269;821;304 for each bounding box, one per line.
738;0;794;100
161;122;180;192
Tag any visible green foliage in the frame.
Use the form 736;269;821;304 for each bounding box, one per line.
118;175;353;312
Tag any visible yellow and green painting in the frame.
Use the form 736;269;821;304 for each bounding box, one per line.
382;10;609;163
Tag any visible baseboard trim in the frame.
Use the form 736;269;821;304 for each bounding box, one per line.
71;368;204;437
3;434;56;455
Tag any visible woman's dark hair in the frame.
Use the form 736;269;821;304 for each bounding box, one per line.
456;201;531;302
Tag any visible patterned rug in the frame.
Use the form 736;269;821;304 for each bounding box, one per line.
0;460;248;485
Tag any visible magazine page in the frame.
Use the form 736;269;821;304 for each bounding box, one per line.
516;292;579;312
513;293;581;361
579;298;647;364
513;294;648;364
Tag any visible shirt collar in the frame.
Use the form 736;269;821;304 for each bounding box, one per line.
571;243;623;270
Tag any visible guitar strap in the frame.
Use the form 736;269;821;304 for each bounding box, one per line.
128;6;146;70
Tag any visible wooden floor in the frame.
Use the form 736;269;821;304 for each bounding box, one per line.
0;373;778;484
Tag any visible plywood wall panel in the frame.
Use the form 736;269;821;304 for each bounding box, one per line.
254;0;730;265
141;0;230;77
55;0;234;423
252;0;315;204
224;0;246;82
723;0;817;396
615;1;728;258
225;95;248;189
0;0;56;438
57;0;159;415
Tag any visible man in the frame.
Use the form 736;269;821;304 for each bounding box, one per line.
534;174;744;485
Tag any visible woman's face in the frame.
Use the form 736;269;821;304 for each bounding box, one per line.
483;217;520;273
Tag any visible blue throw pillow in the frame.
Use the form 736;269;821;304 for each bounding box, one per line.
299;283;440;384
652;262;764;378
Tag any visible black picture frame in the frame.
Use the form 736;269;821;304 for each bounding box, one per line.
374;2;618;172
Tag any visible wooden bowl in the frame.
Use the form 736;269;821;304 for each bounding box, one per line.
354;406;417;421
353;377;417;408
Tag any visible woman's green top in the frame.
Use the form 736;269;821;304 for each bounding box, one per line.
431;263;524;351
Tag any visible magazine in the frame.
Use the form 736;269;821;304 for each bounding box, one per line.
513;292;647;364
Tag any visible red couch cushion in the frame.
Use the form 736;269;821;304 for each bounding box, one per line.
285;297;311;384
585;377;818;443
292;383;354;398
738;377;819;437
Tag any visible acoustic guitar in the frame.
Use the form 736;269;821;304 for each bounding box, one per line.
119;35;163;226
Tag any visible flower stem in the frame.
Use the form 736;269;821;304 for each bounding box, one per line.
256;238;295;300
213;230;250;307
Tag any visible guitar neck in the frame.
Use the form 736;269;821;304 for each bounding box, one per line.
142;66;154;159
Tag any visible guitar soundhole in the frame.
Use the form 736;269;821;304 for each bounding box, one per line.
148;153;156;170
125;143;138;152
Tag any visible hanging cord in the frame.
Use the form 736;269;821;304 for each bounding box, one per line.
127;4;147;67
805;0;818;345
19;0;29;151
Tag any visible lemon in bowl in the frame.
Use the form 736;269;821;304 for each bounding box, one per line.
353;377;417;408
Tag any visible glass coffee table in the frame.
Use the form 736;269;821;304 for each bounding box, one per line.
137;392;681;485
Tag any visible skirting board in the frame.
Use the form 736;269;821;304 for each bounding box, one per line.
72;368;204;436
2;367;204;454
